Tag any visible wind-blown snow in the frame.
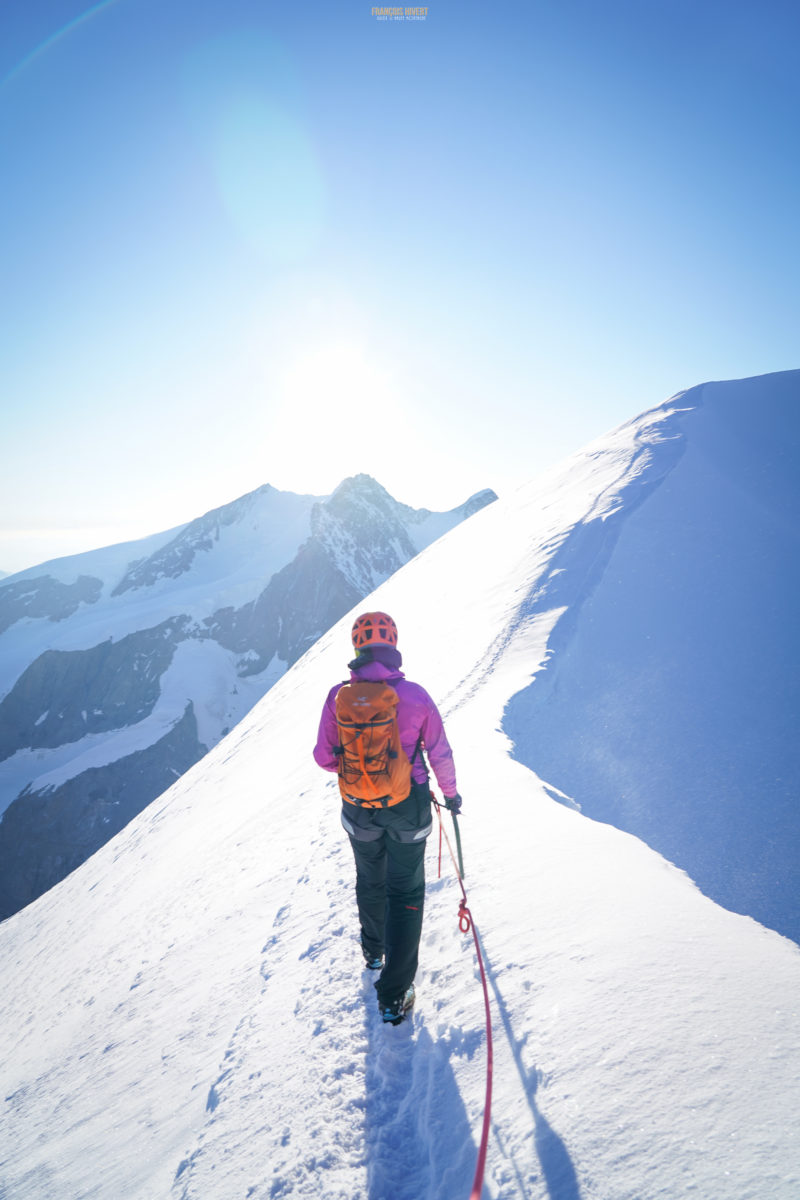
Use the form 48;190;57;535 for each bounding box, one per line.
1;381;798;1200
506;370;800;942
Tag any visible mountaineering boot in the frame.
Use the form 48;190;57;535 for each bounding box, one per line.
364;955;384;970
379;984;416;1025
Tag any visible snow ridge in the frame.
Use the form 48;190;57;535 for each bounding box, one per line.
1;375;798;1200
507;372;800;941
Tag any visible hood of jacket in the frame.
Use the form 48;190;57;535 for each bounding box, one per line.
349;658;406;684
348;644;404;681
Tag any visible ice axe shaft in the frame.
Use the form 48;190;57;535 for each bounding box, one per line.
451;811;465;880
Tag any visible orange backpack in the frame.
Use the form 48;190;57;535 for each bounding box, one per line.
334;681;412;808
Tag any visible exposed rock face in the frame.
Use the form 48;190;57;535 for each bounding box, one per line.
0;476;496;919
0;574;103;634
0;618;188;760
205;537;363;674
0;703;204;920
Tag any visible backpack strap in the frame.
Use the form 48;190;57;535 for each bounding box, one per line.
332;681;349;758
409;733;428;777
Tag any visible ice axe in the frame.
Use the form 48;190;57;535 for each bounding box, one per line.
452;812;465;880
443;795;465;879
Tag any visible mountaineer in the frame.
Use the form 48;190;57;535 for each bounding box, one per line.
313;611;462;1024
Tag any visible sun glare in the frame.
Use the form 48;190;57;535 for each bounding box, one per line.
266;338;397;488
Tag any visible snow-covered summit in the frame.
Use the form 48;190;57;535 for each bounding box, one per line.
0;482;320;613
110;483;316;597
1;371;798;1200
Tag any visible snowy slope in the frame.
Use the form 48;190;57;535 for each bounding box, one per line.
506;369;800;942
1;380;798;1200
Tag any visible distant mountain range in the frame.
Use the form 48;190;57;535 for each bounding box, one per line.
0;475;495;919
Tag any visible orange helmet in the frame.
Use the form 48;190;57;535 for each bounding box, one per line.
351;611;398;650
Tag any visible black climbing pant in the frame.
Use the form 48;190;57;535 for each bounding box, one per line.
341;783;432;1006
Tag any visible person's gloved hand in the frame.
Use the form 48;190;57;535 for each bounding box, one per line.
443;793;462;815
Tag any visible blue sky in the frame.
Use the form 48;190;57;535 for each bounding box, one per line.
1;0;798;574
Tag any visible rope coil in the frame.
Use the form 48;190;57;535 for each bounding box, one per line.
432;796;494;1200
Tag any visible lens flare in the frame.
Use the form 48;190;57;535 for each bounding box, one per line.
1;0;125;89
181;31;326;265
213;96;326;263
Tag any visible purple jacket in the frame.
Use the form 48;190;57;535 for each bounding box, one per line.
313;659;458;797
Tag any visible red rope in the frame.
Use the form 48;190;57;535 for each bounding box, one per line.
433;796;494;1200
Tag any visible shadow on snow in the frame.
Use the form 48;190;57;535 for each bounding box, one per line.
482;933;582;1200
363;985;483;1200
